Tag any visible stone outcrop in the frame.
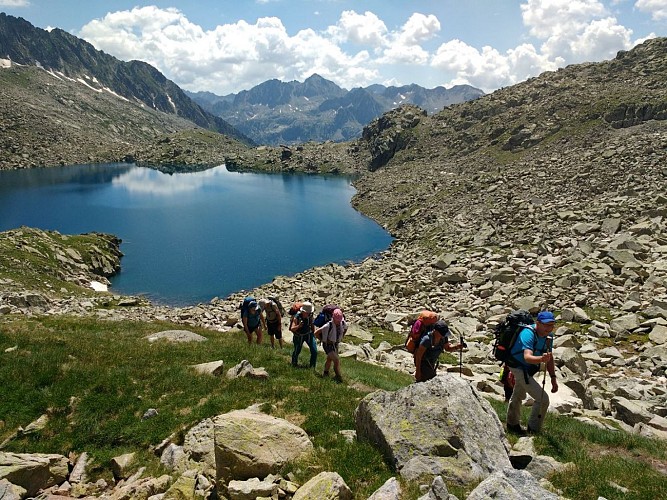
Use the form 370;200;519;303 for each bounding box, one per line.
291;471;352;500
0;452;68;497
213;408;314;484
355;374;511;484
466;468;561;500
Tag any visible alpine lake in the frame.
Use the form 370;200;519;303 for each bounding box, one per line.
0;163;393;306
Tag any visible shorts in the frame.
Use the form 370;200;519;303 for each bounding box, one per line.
323;342;338;356
267;320;282;339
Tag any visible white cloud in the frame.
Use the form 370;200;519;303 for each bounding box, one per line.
0;0;30;6
80;6;379;94
327;10;387;46
397;12;440;46
635;0;667;20
431;40;558;91
77;3;651;96
376;13;439;65
521;0;608;39
520;0;633;63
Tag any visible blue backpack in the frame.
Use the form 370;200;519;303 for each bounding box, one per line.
239;296;256;316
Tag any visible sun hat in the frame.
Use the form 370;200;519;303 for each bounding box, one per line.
332;309;343;323
300;301;314;314
536;311;556;323
248;301;258;309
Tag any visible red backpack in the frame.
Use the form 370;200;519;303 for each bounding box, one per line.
405;310;439;353
287;301;304;316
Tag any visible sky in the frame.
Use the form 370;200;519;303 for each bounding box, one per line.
1;1;666;96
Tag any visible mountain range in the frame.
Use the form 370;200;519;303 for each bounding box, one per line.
0;13;252;146
187;75;484;145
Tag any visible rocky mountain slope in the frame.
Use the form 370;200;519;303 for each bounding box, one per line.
0;13;252;166
187;74;483;145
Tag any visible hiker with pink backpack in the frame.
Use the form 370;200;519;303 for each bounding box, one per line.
314;308;347;382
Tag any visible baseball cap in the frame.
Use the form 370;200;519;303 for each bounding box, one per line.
537;311;556;323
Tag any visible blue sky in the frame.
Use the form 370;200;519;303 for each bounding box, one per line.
1;1;665;95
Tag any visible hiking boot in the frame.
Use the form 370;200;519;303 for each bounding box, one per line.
527;426;540;435
334;375;343;383
507;423;527;436
322;371;329;378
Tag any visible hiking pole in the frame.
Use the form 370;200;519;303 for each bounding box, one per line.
459;334;466;377
537;337;553;421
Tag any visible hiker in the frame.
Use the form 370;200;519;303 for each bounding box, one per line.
259;298;283;349
241;300;265;345
506;310;559;435
289;301;317;368
413;320;465;382
314;308;347;381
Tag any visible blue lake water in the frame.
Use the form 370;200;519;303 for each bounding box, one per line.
0;163;392;306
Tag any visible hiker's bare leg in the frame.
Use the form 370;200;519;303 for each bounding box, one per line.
333;358;341;378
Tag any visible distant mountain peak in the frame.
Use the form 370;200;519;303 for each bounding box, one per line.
190;75;484;145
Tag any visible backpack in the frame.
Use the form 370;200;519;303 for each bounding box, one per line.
314;304;342;327
287;301;304;317
268;295;286;316
405;310;439;353
239;296;256;316
492;309;535;365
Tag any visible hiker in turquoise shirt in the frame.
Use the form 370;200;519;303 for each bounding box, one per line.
506;311;559;435
242;301;265;345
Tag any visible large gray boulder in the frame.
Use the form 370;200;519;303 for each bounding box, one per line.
354;374;511;485
466;468;561;499
214;408;313;483
0;452;68;497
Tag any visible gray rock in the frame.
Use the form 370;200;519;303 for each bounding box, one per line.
355;374;511;484
367;476;401;500
214;408;313;483
0;452;69;497
191;360;225;376
227;477;277;500
145;330;207;343
292;471;352;500
466;468;560;500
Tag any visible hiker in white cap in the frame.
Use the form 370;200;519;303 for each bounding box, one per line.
289;301;317;368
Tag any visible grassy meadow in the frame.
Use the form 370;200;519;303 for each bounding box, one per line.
1;315;665;499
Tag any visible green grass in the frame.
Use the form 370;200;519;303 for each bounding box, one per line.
488;399;667;500
0;315;412;498
2;315;665;499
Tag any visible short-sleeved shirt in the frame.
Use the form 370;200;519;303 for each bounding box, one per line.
321;320;348;344
510;325;551;368
242;308;261;331
419;330;450;364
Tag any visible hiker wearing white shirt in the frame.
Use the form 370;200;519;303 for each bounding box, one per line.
315;308;347;382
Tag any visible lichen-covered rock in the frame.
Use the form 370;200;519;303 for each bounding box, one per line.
292;471;352;500
213;408;313;483
355;374;511;484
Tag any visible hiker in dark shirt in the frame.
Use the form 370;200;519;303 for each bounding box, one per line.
413;320;465;382
241;301;265;345
289;301;317;368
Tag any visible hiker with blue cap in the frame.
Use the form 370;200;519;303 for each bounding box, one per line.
506;310;559;435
